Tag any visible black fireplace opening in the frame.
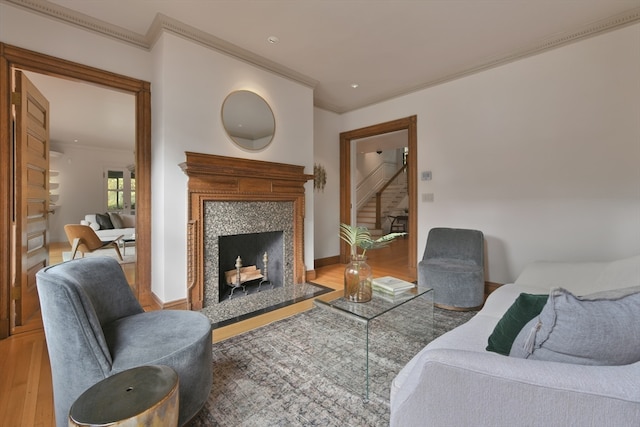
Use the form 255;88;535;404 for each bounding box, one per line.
218;231;284;301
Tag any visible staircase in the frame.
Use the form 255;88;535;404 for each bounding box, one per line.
357;181;407;236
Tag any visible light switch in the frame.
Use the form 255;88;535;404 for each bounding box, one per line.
422;193;434;202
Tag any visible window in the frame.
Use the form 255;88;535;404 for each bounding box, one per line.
106;168;135;214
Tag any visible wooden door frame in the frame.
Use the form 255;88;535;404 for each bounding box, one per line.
0;43;152;339
339;115;417;275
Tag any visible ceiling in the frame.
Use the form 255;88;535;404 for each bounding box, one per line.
8;0;640;150
23;71;136;151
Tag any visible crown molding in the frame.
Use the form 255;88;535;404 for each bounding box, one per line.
4;0;149;48
5;0;640;114
4;0;318;89
146;13;318;89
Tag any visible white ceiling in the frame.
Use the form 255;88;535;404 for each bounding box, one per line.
23;71;136;151
9;0;640;150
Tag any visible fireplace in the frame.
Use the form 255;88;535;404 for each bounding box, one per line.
218;230;284;301
181;152;319;324
203;199;293;307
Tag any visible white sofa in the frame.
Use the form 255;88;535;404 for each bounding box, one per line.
81;213;135;240
390;255;640;427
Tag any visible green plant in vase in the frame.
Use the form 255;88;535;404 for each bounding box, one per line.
339;223;406;302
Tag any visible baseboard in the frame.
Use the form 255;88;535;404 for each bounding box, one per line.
150;292;188;310
314;255;340;268
306;269;317;280
485;281;503;296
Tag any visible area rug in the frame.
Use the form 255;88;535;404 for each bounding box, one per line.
61;248;136;264
190;301;477;427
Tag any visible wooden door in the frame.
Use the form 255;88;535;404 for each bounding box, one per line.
12;71;50;329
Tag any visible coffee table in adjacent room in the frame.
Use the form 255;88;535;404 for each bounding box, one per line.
120;235;136;256
313;284;433;400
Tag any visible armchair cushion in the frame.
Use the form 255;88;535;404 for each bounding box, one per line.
510;286;640;365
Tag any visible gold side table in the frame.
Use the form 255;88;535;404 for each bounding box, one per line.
69;365;179;427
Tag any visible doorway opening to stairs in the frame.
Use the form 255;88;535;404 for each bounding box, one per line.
339;116;417;277
355;143;408;237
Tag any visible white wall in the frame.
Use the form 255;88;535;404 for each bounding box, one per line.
313;108;342;259
333;23;640;283
151;32;315;301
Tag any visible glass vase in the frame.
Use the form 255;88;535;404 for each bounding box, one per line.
344;254;373;303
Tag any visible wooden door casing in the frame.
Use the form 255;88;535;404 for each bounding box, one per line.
339;116;418;276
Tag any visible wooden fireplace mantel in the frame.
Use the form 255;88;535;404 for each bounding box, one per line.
180;152;314;310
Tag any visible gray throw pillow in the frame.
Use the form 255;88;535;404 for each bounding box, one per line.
95;212;114;230
510;286;640;365
108;212;124;229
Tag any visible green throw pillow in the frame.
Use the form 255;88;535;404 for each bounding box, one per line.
486;293;548;355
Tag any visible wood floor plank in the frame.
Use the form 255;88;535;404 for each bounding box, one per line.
0;335;14;421
22;336;44;426
3;335;32;425
35;344;54;427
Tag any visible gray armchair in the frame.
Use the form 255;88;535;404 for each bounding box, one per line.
36;257;213;426
418;227;485;310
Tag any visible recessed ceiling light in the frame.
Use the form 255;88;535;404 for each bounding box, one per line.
351;83;359;89
267;36;279;44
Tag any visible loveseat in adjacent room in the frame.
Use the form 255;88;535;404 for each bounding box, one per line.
81;212;135;240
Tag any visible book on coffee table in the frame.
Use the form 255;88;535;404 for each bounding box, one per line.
374;289;416;303
372;276;415;295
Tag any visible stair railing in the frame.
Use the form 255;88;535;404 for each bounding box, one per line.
375;163;407;229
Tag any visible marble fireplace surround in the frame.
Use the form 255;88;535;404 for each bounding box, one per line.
180;152;314;316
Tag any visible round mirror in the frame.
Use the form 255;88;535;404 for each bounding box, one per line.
221;90;275;150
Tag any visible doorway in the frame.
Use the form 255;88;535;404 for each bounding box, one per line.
0;43;151;339
339;116;418;276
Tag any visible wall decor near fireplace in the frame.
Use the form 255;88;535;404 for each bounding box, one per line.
221;90;275;151
180;152;314;323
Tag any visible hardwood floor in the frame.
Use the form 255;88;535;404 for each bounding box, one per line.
0;239;412;426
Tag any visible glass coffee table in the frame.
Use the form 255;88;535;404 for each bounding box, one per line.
313;284;433;400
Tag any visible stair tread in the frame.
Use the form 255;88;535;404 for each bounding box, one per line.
357;180;407;228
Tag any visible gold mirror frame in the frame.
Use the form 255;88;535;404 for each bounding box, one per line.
221;90;275;151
